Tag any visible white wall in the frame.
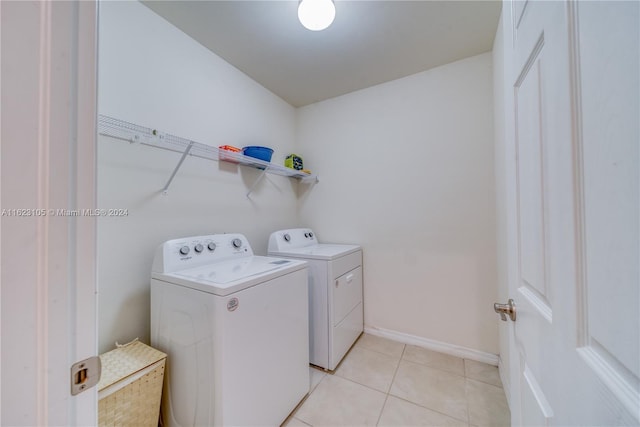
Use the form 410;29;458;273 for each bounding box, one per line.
97;1;301;353
297;53;498;355
98;1;500;358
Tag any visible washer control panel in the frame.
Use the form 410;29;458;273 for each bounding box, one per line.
152;233;253;273
268;228;318;251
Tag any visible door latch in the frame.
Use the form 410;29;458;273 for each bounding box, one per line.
494;299;516;322
71;356;101;396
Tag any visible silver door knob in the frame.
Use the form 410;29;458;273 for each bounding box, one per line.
494;299;516;322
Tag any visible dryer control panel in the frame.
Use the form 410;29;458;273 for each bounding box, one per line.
268;228;318;251
152;233;253;273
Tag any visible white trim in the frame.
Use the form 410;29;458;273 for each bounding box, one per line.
577;346;640;423
364;326;499;366
0;0;3;422
567;0;589;351
1;2;98;424
71;2;99;425
36;2;52;424
523;364;554;418
517;285;552;323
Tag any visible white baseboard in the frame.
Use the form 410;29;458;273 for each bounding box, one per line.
364;325;499;366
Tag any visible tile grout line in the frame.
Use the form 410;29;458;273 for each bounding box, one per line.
359;338;477;424
362;334;504;386
399;357;468;381
403;345;471;381
464;358;472;427
351;342;406;363
297;335;506;426
386;355;471;425
286;368;328;427
388;394;471;425
466;376;505;389
299;372;392;426
374;343;406;426
309;367;328;393
463;358;506;389
356;343;406;360
382;346;477;425
362;336;504;425
291;417;312;427
390;352;471;424
331;367;393;396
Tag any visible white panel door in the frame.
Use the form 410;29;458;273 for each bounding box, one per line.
503;0;639;425
1;1;98;425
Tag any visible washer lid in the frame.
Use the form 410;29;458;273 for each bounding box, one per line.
268;243;361;260
151;256;307;296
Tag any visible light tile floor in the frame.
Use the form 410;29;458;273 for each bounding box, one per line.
285;334;510;427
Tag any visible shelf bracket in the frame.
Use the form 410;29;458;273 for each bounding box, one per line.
162;141;194;195
246;168;268;198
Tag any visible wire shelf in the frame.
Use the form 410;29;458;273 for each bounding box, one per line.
97;115;318;195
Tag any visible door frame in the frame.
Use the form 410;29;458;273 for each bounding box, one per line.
1;1;98;425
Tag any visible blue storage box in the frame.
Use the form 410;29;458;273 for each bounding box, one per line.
242;146;274;162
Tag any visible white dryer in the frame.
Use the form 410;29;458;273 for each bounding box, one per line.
268;228;363;371
150;233;309;427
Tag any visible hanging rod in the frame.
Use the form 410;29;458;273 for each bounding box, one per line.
97;115;318;195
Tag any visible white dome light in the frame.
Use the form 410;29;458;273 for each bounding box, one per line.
298;0;336;31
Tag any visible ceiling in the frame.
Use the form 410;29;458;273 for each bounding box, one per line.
142;1;502;107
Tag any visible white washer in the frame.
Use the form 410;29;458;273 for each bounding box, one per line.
150;233;309;427
268;228;363;371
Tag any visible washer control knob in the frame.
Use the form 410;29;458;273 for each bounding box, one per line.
194;243;204;253
283;233;291;242
207;242;216;251
309;232;314;238
179;245;190;255
304;233;309;238
232;238;242;249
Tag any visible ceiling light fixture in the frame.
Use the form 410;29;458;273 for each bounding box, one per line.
298;0;336;31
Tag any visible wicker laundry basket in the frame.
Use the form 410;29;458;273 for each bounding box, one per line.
97;340;167;427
